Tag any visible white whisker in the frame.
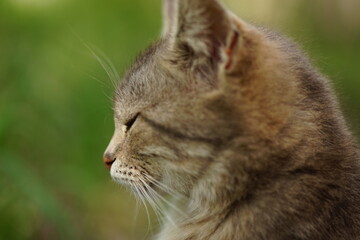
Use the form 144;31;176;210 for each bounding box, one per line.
144;175;176;195
139;178;179;227
74;32;118;88
93;46;121;82
138;179;165;225
131;182;152;237
143;176;186;217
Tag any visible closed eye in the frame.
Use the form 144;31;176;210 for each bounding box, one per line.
125;113;139;132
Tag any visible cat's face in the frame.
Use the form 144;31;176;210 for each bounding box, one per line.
104;40;235;195
103;0;282;198
103;0;243;196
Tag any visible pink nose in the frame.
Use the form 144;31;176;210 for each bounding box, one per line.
103;153;115;170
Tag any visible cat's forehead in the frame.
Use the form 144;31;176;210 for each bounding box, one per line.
114;39;170;118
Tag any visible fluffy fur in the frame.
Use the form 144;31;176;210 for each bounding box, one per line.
104;0;360;239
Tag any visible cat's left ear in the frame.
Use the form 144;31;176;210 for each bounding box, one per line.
162;0;240;71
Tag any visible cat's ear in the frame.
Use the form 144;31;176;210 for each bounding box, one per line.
162;0;178;37
162;0;241;74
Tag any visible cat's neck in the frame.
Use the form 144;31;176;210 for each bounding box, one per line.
157;196;238;240
157;159;246;240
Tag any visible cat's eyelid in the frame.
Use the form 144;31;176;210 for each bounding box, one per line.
125;113;140;132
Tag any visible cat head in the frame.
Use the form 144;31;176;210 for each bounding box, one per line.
104;0;295;203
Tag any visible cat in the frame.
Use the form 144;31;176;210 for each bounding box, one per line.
103;0;360;239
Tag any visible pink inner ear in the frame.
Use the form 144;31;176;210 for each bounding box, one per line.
225;31;240;70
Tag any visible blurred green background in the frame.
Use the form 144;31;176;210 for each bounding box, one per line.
0;0;359;239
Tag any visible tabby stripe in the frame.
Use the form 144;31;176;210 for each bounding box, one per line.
140;115;217;144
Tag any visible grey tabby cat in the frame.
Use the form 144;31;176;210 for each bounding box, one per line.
103;0;360;239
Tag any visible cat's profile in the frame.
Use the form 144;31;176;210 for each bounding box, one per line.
103;0;360;239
